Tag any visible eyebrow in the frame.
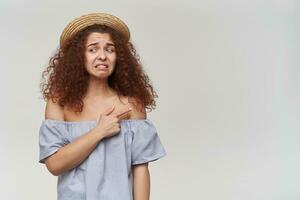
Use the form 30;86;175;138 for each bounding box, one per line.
87;42;115;47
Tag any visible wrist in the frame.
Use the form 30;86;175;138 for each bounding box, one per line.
93;127;105;141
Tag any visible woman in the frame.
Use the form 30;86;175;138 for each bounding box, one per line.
38;13;166;200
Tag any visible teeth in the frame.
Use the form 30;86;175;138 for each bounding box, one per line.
96;64;108;68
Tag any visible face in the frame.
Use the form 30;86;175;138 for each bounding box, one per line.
84;32;117;79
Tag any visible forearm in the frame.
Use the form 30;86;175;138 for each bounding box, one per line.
132;164;150;200
45;127;104;176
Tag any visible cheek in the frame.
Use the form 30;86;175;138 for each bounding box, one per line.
111;54;117;64
85;54;95;64
84;56;93;69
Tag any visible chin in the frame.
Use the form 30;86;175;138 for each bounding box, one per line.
96;72;113;79
87;67;114;78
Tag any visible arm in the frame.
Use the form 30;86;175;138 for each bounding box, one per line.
132;163;150;200
43;99;104;176
129;98;150;200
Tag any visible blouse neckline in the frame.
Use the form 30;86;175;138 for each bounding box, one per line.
42;118;151;124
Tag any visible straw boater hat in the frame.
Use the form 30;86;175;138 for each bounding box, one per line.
59;12;130;48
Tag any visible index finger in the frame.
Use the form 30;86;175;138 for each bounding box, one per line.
115;108;132;119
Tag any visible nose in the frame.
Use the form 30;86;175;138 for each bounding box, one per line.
97;48;106;60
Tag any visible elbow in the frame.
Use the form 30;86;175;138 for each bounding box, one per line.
49;170;60;177
47;167;60;176
45;157;63;176
46;163;61;176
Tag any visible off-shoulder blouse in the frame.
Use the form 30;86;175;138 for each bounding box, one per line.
38;118;167;200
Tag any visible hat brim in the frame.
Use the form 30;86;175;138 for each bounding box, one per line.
60;12;130;48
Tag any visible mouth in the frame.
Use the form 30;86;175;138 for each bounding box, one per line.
95;64;109;70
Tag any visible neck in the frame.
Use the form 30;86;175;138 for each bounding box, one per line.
85;77;116;99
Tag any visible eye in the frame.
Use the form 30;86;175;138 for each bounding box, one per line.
88;48;96;53
106;47;115;53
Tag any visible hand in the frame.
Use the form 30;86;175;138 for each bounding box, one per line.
96;105;132;139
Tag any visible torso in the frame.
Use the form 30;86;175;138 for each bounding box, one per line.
63;95;131;122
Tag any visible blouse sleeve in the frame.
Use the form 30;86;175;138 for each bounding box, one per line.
38;120;69;164
131;120;167;165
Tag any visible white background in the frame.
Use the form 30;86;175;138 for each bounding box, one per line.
0;0;299;199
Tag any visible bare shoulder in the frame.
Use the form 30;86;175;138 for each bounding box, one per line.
126;97;147;120
45;98;64;120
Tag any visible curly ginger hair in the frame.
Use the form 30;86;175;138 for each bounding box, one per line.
40;24;158;113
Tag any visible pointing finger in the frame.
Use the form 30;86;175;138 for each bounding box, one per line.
115;108;132;119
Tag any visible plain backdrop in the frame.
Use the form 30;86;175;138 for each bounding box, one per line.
1;0;299;199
